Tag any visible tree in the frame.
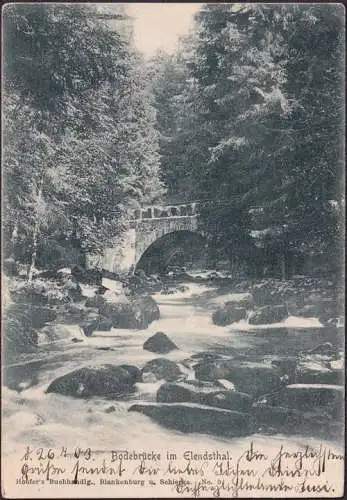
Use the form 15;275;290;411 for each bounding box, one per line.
274;4;344;256
165;4;290;265
149;3;344;277
3;3;163;274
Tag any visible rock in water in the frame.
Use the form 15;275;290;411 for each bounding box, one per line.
99;295;159;329
46;364;141;398
99;301;146;329
142;358;183;382
253;404;303;430
204;390;253;412
157;383;197;403
157;382;253;412
295;358;343;385
128;403;254;437
62;279;83;302
94;317;113;332
37;324;77;345
277;384;344;416
307;342;339;357
217;379;237;391
120;364;142;383
156;381;218;404
134;295;160;324
248;305;288;325
85;295;106;308
143;332;178;354
195;359;282;397
212;306;247;326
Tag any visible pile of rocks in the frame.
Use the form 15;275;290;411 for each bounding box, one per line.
5;267;162;356
211;277;342;327
45;330;343;440
64;270;160;334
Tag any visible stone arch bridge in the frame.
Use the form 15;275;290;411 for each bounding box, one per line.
87;202;204;274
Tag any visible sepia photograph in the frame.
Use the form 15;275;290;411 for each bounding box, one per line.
2;2;345;498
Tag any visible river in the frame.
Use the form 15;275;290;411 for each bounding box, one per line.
2;281;344;497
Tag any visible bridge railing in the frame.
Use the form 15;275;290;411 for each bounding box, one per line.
134;202;200;220
132;196;262;221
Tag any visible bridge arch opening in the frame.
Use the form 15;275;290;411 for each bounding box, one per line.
135;230;208;275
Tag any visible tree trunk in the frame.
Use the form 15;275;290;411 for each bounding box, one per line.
27;178;44;283
27;221;39;283
281;250;286;280
281;231;287;281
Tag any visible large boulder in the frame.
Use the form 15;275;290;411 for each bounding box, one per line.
135;295;160;324
208;292;253;309
275;384;344;416
99;300;145;329
266;356;298;379
99;295;159;330
225;293;254;309
157;382;198;403
3;258;19;277
142;358;184;382
37;324;83;345
204;390;253;412
307;342;340;358
143;332;178;354
85;295;106;308
62;278;83;302
93;317;113;332
46;364;141;398
295;358;343;385
252;403;337;438
248;305;288;325
252;281;280;306
194;359;235;381
71;266;102;285
212;306;247;326
3;303;38;353
195;359;282;397
128;403;254;437
156;381;220;405
252;404;305;434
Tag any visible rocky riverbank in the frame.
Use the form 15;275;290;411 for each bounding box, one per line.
4;266;343;358
3;265;344;444
3;266;162;362
2;272;344;478
43;325;343;442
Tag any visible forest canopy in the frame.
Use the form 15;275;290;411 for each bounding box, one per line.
3;3;163;277
3;3;345;279
150;3;344;273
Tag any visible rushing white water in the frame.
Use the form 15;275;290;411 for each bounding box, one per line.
2;281;344;498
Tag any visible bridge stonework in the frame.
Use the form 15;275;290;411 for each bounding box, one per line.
86;203;201;274
135;215;199;265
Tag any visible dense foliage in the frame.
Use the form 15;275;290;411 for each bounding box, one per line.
3;3;163;276
150;3;344;276
3;3;344;279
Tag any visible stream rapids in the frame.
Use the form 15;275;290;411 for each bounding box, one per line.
2;281;344;478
